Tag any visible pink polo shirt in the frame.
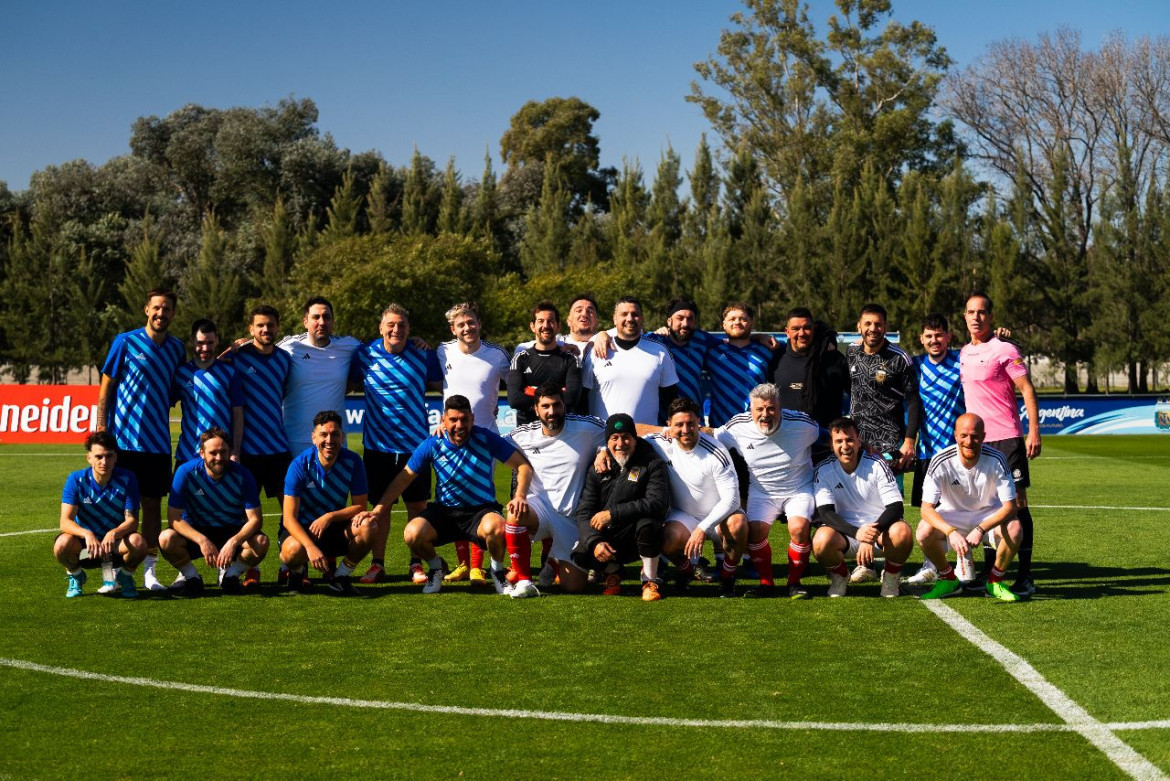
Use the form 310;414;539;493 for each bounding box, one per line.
960;338;1029;441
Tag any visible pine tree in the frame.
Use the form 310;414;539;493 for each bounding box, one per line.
437;157;465;235
119;213;170;328
183;210;243;337
519;155;571;274
367;163;393;235
609;160;650;269
320;168;360;243
259;195;296;303
401;148;436;235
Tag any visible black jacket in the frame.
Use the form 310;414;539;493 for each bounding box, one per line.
575;438;670;553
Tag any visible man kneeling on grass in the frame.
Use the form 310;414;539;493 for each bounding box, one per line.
918;413;1022;602
55;431;145;598
280;410;374;596
161;428;268;597
812;417;912;598
571;413;670;601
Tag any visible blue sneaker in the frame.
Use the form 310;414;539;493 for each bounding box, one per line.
66;570;87;598
115;569;138;599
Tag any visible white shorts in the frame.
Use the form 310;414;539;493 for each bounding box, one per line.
936;510;1005;549
664;508;727;540
746;489;814;527
526;492;578;562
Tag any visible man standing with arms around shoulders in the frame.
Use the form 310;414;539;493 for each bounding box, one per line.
582;297;679;425
54;431;146;598
770;307;850;451
171;319;245;469
917;413;1023;602
705;302;775;427
97;288;186;592
960;294;1040;596
507;301;581;426
161;428;268;596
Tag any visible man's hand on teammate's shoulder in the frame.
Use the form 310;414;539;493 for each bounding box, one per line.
593;448;613;473
592;331;613;358
410;336;430;351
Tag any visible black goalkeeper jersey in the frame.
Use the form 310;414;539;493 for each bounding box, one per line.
506;346;582;424
846;341;922;453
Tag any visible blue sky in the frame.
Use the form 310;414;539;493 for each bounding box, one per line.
3;0;1167;191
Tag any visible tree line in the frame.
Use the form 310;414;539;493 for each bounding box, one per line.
2;0;1168;392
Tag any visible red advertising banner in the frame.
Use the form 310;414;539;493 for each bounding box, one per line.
0;385;100;444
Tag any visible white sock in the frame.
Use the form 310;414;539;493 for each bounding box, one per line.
490;558;506;572
225;560;248;578
641;555;659;581
334;560;354;577
180;562;198;579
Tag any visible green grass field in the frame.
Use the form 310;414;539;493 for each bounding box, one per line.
1;436;1168;779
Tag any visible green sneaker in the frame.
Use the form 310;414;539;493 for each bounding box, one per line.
115;569;138;599
65;570;87;598
986;581;1021;602
919;578;961;600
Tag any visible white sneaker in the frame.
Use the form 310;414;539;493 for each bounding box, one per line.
849;565;879;584
537;560;557;589
902;566;937;586
489;568;512;596
827;571;848;597
880;570;902;598
96;580;118;595
422;567;443;594
510;579;540;599
143;557;165;592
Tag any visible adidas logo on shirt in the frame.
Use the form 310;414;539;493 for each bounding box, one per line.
835;482;844;489
302;354;310;360
951;479;961;485
746;443;756;450
524;367;533;374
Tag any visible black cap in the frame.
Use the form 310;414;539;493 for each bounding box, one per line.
605;413;636;439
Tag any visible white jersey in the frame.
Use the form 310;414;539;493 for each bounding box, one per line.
813;453;902;527
922;445;1016;514
645;432;740;532
714;410;818;497
436;340;510;432
507;414;605;516
582;335;679;423
278;332;362;453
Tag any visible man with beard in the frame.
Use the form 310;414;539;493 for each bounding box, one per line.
582;297;679;425
704;302;774;427
769;307;849;462
171;319;245;469
507;302;581;426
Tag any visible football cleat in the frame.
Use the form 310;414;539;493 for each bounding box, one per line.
328;575;358;596
537;560;558;588
602;572;622;596
673;569;692;596
743;584;775;599
902;566;937;586
489;568;511;596
469;567;489;588
115;569;138;599
422;567;444;594
220;574;243;595
442;562;468;583
177;576;205;598
509;579;540;599
641;580;663;602
96;579;118;595
788;584;811;600
693;557;718;584
359;563;386;584
65;570;87;598
1009;577;1035;597
849;565;879;584
827;571;848;598
242;568;261;592
919;578;961;600
719;577;737;598
168;573;191;593
880;570;902;598
987;581;1022;602
277;567;289;588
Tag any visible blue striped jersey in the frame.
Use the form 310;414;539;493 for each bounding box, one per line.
705;341;773;426
171;360;245;463
61;467;140;534
350;340;432;454
231;344;293;456
169;458;261;529
915;350;964;459
407;426;517;508
100;328;186;455
283;446;369;526
645;330;715;405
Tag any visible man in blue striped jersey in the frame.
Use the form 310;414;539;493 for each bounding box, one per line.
705;302;774;427
643;297;716;413
161;428;268;596
349;304;438;585
359;395;533;596
171;319;245;470
280;410;374;596
97;288;186;592
54;431;146;598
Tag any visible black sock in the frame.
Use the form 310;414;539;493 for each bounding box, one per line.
1016;506;1034;580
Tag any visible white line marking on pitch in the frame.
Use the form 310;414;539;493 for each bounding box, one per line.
1032;504;1170;512
0;528;55;538
922;601;1167;780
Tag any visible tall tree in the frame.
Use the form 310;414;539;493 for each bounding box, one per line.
519;156;572;274
437;157;466;235
320;168;361;242
183;211;244;338
401;148;438;236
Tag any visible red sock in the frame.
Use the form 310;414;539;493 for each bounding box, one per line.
721;556;738;580
989;565;1005;584
470;543;485;570
885;560;904;575
455;540;469;568
829;561;849;578
748;540;773;586
787;542;810;586
505;524;532;580
938;565;957;580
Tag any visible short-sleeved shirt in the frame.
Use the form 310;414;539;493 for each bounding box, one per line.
922;445;1016;514
61;467;140;535
582;336;679;424
407;426;517;508
960;338;1029;441
230;344;293;456
101;328;186;455
431;340;511;432
714;410;819;497
507;415;605;517
283;446;369;526
915;350;964;459
705;341;774;427
169;458;261;529
813;453;903;527
350;339;434;455
171;360;245;463
278;332;363;453
645;330;716;407
645;432;740;532
847;341;922;453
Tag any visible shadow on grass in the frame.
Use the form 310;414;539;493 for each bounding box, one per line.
1018;561;1170;600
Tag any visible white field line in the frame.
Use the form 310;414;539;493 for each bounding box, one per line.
922;601;1167;781
0;528;56;538
1032;504;1170;512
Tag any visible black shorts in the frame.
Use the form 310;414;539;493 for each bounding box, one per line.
420;503;501;548
986;437;1031;489
55;533;126;568
279;520;350;557
363;450;431;506
239;452;292;499
117;450;172;498
183;524;254;561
